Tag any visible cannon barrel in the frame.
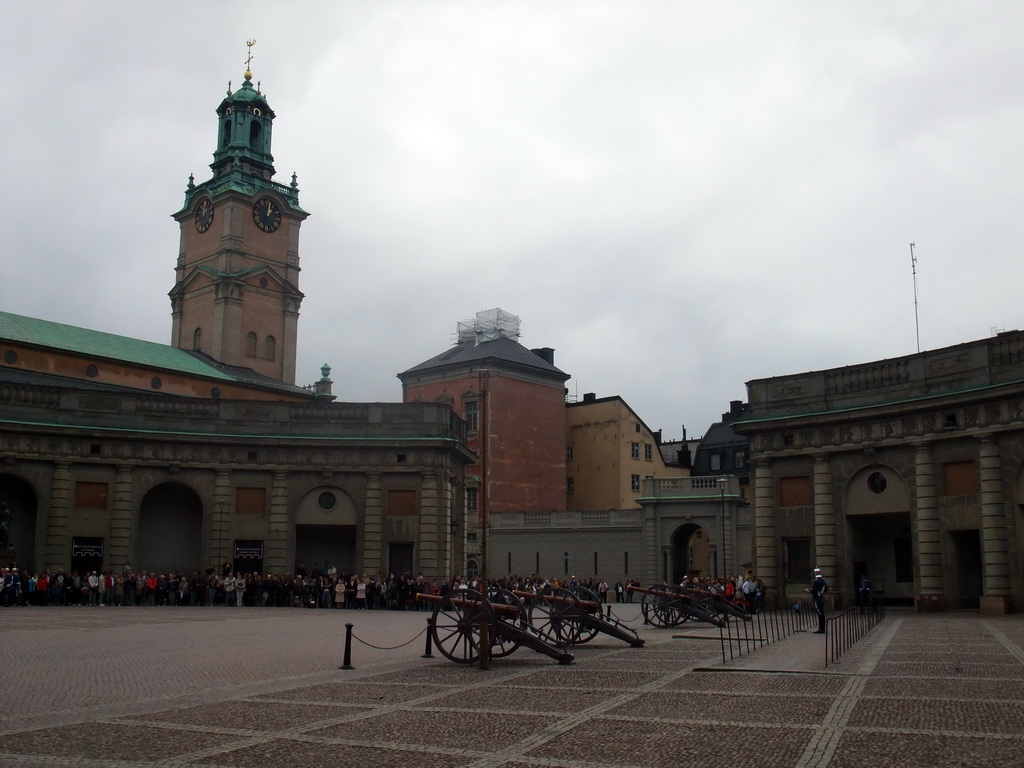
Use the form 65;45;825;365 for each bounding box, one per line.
416;592;522;619
627;584;695;604
512;589;602;614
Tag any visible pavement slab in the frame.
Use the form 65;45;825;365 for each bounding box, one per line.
0;605;1022;768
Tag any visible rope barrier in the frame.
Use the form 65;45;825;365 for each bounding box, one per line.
351;625;427;651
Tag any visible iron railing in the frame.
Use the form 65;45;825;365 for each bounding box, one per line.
824;603;886;667
718;598;816;663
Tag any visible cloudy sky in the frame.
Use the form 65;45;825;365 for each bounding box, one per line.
2;2;1021;439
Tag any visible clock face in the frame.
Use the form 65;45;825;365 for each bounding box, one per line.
194;199;214;233
253;198;282;233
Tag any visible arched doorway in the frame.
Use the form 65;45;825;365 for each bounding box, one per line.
671;523;711;583
138;483;203;574
294;487;357;575
0;474;38;572
845;465;914;606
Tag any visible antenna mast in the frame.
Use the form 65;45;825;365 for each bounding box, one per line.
910;242;920;353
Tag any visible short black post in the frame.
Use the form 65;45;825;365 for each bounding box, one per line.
339;623;354;670
422;617;434;658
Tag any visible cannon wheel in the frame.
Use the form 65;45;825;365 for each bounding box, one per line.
431;588;484;664
530;587;583;646
486;587;527;658
568;586;601;644
640;585;686;628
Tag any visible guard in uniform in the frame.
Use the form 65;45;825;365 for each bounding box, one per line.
808;567;827;634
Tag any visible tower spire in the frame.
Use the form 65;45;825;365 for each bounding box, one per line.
245;39;256;81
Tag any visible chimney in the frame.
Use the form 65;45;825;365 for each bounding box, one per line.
583;392;597;403
531;347;555;365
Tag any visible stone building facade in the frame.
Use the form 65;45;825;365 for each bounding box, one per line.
735;331;1024;614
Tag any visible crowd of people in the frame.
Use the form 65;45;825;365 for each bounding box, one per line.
1;562;764;613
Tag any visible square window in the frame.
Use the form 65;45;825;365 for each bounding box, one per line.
566;477;574;494
631;442;640;459
466;487;478;513
631;474;641;491
644;444;653;460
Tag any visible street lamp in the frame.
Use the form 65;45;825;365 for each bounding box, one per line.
717;477;728;580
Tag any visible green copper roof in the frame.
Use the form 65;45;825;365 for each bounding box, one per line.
0;311;234;381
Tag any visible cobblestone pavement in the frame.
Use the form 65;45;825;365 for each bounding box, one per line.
0;604;1022;767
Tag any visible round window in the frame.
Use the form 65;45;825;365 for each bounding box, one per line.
318;492;337;511
867;472;887;494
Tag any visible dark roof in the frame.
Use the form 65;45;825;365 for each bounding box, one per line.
400;337;569;381
691;419;750;478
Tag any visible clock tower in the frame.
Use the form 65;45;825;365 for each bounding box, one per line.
170;51;308;384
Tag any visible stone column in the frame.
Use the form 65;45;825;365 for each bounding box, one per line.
418;471;440;579
45;462;72;572
640;503;659;584
211;471;231;569
813;455;837;577
979;436;1010;614
915;442;944;610
363;473;383;575
108;465;134;569
752;461;778;597
266;472;289;573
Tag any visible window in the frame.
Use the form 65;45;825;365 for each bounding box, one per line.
264;335;276;361
943;461;979;496
631;442;640;459
249;120;262;149
784;539;811;584
779;476;813;507
235;487;266;514
867;472;887;494
246;332;258;357
644;444;653;460
464;400;479;432
222;119;232;148
75;482;108;509
466;487;478;514
734;451;747;469
193;327;202;351
388;489;417;516
710;453;721;471
631;474;641;492
566;445;574;461
566;477;574;494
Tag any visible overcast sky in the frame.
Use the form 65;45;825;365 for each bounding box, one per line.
2;2;1021;439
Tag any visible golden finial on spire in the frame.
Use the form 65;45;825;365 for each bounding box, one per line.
244;39;256;80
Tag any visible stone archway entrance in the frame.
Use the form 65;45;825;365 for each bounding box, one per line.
671;523;711;583
138;483;203;574
0;474;38;572
294;487;358;574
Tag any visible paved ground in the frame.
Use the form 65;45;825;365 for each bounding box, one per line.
0;603;1022;767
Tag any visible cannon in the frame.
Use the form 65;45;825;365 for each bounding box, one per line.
687;587;753;622
514;587;644;648
627;584;733;628
417;588;574;665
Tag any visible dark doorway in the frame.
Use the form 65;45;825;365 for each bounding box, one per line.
0;474;39;572
388;542;415;577
233;540;264;577
671;523;707;583
295;524;356;575
950;530;983;610
138;483;203;574
71;537;104;578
